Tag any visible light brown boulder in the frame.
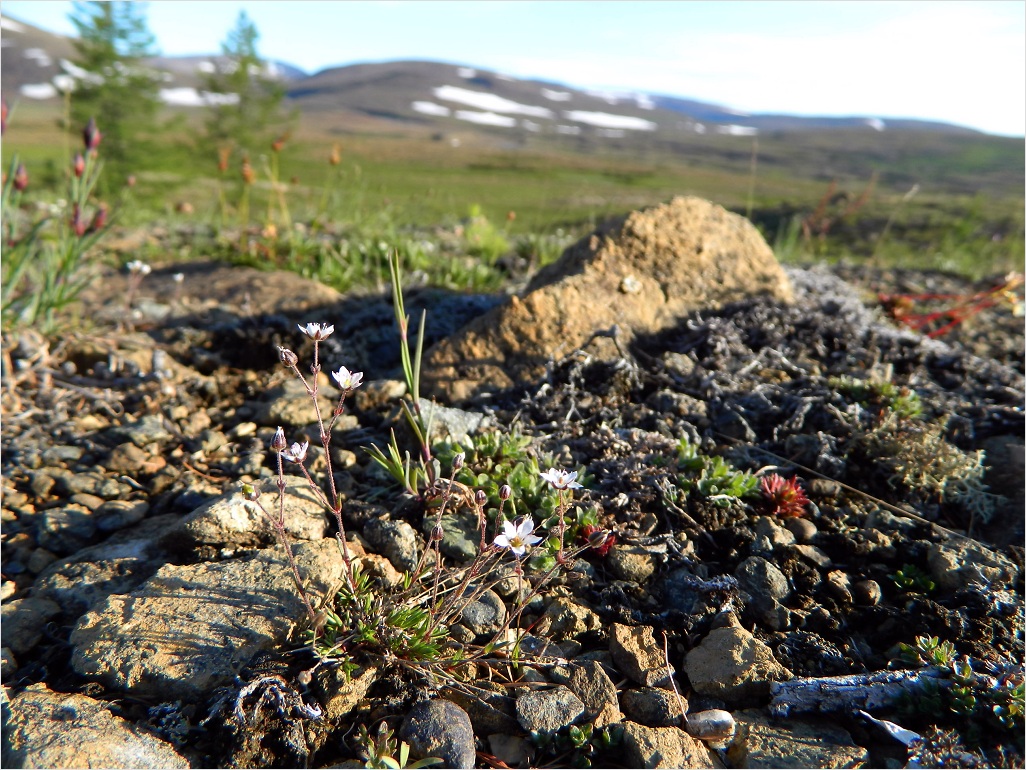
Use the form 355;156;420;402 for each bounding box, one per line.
423;196;793;401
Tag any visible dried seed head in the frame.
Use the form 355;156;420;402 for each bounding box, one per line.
499;484;512;501
278;347;299;367
475;489;488;507
452;452;465;471
270;426;288;452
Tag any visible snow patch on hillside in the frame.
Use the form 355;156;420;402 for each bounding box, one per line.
433;85;553;119
160;87;240;106
454;110;516;127
1;17;27;32
412;101;451;117
563;110;656;131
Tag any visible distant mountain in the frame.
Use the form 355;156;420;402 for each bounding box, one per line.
1;13;986;140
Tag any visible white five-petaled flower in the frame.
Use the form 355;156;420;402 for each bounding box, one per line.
282;441;309;463
331;365;363;391
539;468;582;490
126;260;151;275
493;516;543;557
298;322;334;341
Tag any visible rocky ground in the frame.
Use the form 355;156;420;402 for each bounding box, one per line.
1;199;1023;769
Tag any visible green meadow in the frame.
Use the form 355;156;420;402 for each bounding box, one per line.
4;98;1024;302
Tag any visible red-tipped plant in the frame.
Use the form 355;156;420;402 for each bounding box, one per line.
760;473;809;518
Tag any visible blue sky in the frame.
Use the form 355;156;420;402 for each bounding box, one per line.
3;1;1023;136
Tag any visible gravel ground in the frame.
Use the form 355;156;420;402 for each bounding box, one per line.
1;260;1022;768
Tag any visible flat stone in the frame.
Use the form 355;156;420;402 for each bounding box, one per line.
560;660;623;727
610;623;675;688
516;686;586;733
2;683;189;769
167;474;329;550
70;539;344;701
684;626;792;704
621;686;687;727
726;709;868;768
620;722;724;769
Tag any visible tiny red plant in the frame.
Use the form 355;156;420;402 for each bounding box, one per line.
760;473;809;518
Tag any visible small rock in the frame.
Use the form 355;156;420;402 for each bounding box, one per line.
460;588;507;636
36;504;96;555
2;683;190;769
783;517;817;543
105;442;151;474
684;626;792;704
792;544;832;569
608;544;659;583
685;709;736;745
1;647;17;678
94;499;150;532
399;699;476;770
610;623;675;688
824;571;853;604
734;556;790;630
621;687;686;727
363;518;420;573
852;579;882;606
620;722;724;769
316;665;379;721
170;474;328;550
534;596;602;641
0;596;63;654
926;538;1018;592
560;660;623;727
26;548;58;574
111;414;173;448
416;399;493;444
516;686;586;733
487;734;534;767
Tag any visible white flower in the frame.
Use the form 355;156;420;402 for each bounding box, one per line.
539;468;582;490
281;441;309;463
298;322;334;341
493;516;543;557
126;260;151;275
331;365;363;391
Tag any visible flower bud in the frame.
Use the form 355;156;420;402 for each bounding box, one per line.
83;117;101;151
71;203;86;237
270;426;287;452
329;143;341;166
499;485;512;501
278;347;299;368
73;153;85;178
241;158;254;185
87;204;108;234
475;489;488;507
431;524;444;542
452;452;465;471
241;483;260;501
12;163;28;192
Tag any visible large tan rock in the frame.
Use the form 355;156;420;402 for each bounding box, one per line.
423;196;792;401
